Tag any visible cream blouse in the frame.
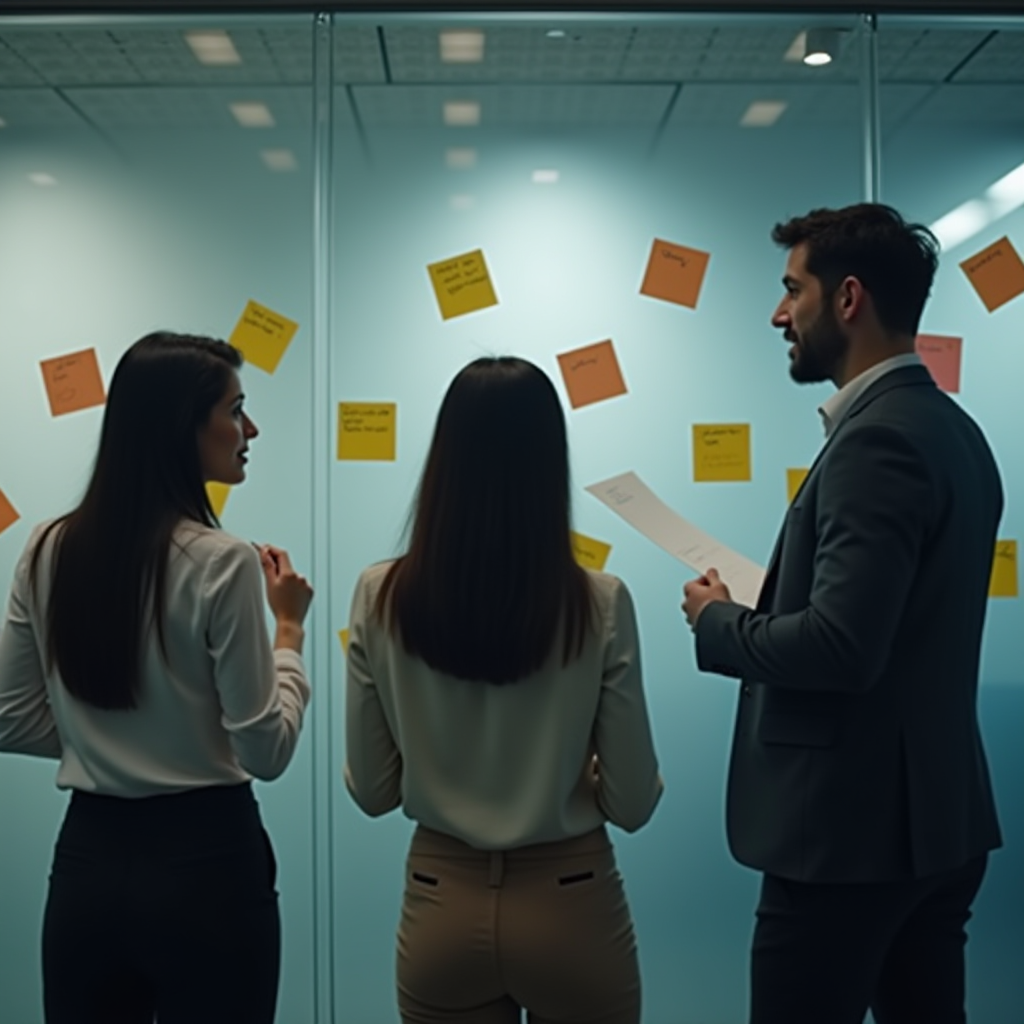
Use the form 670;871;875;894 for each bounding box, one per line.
0;520;310;796
345;561;662;849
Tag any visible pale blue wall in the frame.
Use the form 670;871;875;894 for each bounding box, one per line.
0;12;1021;1024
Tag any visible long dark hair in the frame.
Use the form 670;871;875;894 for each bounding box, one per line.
31;332;242;710
376;356;594;684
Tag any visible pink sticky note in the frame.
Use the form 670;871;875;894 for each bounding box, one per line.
915;333;962;394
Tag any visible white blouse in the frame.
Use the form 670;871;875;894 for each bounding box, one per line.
345;561;662;849
0;520;310;797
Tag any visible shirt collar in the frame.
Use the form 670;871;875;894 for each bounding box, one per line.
818;352;922;438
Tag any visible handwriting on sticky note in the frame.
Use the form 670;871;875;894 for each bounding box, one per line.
571;531;612;572
693;424;751;483
915;334;962;394
786;468;809;504
229;299;299;375
206;481;231;519
338;402;397;461
339;628;350;655
639;238;711;309
556;340;628;409
989;539;1018;599
960;237;1024;313
0;487;19;536
39;348;106;417
427;249;499;320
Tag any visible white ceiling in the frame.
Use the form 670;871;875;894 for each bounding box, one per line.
0;20;1021;135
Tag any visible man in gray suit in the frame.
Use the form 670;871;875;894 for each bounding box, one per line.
682;203;1003;1024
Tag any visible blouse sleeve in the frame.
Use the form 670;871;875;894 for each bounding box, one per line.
0;529;62;759
205;538;311;781
592;578;663;832
344;568;402;817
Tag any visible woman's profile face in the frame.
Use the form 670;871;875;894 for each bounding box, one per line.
197;369;258;485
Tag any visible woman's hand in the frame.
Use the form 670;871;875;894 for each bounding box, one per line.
257;544;313;653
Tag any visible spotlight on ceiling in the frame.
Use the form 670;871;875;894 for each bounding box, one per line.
803;28;842;67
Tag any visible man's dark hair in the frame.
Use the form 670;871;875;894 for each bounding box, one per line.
772;203;939;336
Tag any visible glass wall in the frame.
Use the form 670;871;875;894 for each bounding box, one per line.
1;10;1021;1024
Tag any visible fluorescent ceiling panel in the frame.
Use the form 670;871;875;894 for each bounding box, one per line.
185;30;242;67
230;102;275;127
740;100;787;127
440;30;485;64
443;101;480;126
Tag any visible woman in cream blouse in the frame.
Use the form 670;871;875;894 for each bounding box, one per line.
346;356;662;1024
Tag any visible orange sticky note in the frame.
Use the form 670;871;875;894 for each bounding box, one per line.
39;348;106;417
693;424;751;483
571;531;612;572
556;340;628;410
639;238;711;309
989;540;1018;599
960;237;1024;313
786;468;809;504
915;334;962;394
427;249;498;320
206;481;231;518
229;299;299;375
338;402;397;461
339;628;350;655
0;488;19;536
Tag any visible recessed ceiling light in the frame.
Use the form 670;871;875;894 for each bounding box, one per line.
546;29;567;39
740;101;788;127
532;169;559;184
29;172;57;186
185;30;242;66
261;148;297;171
443;101;480;127
803;28;841;67
230;102;275;128
440;30;485;63
446;147;478;169
450;194;475;210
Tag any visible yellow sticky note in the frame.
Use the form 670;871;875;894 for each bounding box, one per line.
338;402;397;461
571;531;612;572
229;299;299;374
0;487;19;536
786;468;809;504
989;540;1018;598
693;424;751;483
206;481;231;518
960;237;1024;313
427;249;498;320
339;628;350;655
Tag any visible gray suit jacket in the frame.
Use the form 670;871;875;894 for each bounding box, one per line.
696;364;1003;883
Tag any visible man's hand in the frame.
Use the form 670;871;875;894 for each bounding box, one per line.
682;567;732;629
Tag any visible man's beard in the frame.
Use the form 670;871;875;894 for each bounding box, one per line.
789;304;849;385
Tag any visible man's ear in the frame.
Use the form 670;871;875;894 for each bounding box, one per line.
834;275;866;324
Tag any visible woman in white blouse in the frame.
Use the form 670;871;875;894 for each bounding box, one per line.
345;356;662;1024
0;331;313;1024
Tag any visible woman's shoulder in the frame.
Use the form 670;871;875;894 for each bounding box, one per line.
171;522;259;572
355;559;398;595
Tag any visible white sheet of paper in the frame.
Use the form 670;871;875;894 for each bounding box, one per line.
585;470;765;608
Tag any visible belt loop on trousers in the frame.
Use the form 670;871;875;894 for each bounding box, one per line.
488;850;505;888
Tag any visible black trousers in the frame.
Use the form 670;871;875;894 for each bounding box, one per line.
42;782;281;1024
750;854;988;1024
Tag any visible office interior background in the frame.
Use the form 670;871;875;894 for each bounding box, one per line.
0;2;1022;1021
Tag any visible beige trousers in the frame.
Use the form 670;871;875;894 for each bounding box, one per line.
396;825;641;1024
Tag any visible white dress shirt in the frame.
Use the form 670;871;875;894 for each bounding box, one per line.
819;352;923;438
345;561;663;850
0;520;310;796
